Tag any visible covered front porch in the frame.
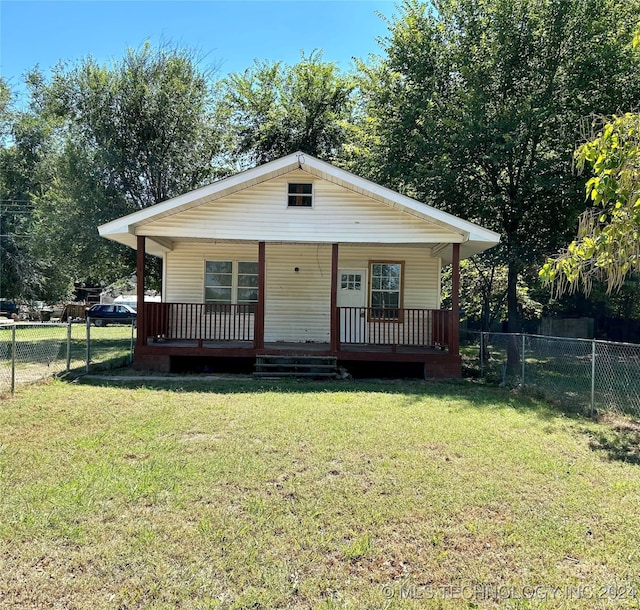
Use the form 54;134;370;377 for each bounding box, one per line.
133;239;462;377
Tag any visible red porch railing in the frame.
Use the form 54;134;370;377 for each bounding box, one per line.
338;307;452;350
142;303;452;351
144;302;255;342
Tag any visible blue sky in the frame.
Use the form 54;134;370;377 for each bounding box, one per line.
1;0;398;100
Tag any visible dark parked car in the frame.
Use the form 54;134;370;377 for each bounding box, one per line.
86;304;137;326
0;299;18;318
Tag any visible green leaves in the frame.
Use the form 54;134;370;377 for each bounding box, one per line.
43;44;223;209
359;0;640;329
545;113;640;296
3;44;226;300
220;51;355;164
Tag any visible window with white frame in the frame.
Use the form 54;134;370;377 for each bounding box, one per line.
236;262;259;308
369;262;403;320
287;183;313;207
205;261;258;311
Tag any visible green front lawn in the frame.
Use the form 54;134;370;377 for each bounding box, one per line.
0;378;638;608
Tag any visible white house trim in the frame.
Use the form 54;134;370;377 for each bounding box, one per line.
99;152;499;262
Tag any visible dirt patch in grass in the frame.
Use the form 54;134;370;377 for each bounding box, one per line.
590;412;640;465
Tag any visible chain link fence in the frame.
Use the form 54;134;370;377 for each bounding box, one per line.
462;330;640;418
4;321;639;418
0;321;135;396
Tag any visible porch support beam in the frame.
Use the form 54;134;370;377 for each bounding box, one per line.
450;242;460;356
330;243;339;354
136;235;147;348
255;241;266;350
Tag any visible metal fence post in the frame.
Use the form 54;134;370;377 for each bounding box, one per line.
591;340;596;417
86;318;91;373
480;331;485;377
66;319;72;373
130;320;135;365
521;333;526;388
10;323;16;396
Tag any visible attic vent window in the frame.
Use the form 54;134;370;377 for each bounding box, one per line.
288;183;313;207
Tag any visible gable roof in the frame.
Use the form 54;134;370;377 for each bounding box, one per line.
98;151;500;261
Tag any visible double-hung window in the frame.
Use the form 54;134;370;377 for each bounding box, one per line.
370;262;403;320
205;261;258;312
236;262;259;310
205;261;233;305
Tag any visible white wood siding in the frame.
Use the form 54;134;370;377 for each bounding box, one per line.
141;170;460;244
339;244;440;309
163;242;441;344
264;244;332;343
164;242;259;302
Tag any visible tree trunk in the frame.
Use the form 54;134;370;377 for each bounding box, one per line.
480;295;492;364
506;260;520;374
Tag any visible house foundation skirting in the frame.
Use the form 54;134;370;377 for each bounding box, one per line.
133;344;462;378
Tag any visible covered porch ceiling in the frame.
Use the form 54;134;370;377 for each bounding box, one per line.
120;237;482;265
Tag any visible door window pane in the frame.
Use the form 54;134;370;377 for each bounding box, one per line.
341;273;362;291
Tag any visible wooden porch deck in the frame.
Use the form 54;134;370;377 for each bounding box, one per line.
145;339;447;356
136;302;461;377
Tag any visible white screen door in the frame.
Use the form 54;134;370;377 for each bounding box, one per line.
337;269;367;343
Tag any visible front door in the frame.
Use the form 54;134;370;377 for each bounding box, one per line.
337;269;367;343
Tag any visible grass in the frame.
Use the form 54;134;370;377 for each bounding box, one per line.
1;377;639;608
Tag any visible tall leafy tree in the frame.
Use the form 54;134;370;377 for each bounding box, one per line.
541;113;640;297
358;0;640;336
541;27;640;297
444;256;542;332
0;78;58;300
221;51;355;164
0;78;25;300
27;43;225;297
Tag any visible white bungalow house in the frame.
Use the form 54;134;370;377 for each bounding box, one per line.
98;152;499;377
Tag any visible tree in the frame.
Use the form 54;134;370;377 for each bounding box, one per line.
358;0;640;340
26;43;225;298
442;257;542;332
0;78;58;300
540;113;640;296
540;24;640;298
221;51;355;164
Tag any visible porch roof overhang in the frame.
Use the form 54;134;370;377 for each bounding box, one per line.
98;152;500;262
